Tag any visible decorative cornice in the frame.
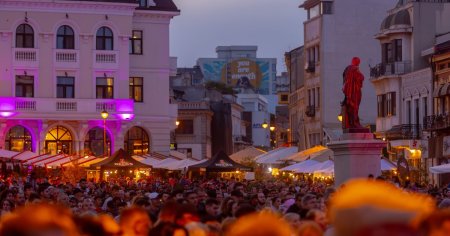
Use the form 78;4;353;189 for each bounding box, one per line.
0;1;136;16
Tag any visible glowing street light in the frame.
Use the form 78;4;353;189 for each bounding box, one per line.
269;126;275;132
175;120;180;126
262;120;269;129
101;110;109;157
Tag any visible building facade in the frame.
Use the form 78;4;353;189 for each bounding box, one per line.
0;0;179;157
371;0;450;184
300;0;395;149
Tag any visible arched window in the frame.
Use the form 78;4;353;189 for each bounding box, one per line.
96;26;113;50
45;126;73;155
5;125;32;152
16;24;34;48
57;25;74;49
84;127;111;157
124;126;149;155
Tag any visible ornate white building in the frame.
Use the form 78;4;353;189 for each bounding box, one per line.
0;0;179;157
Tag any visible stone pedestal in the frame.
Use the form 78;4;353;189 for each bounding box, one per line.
328;132;386;187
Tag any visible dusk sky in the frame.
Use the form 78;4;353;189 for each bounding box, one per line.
170;0;307;74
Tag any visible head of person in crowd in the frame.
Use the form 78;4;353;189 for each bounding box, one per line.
157;200;181;225
297;221;323;236
328;179;435;236
56;192;70;207
119;207;152;236
1;199;15;215
175;204;200;227
98;214;122;236
15;192;26;207
438;198;450;209
185;191;199;206
302;194;318;211
224;212;293;236
149;222;188;236
305;209;327;231
234;203;256;218
271;197;282;210
283;212;301;230
0;203;78;236
73;215;107;236
204;198;220;219
230;189;244;202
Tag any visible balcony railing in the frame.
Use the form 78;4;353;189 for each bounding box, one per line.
12;48;39;67
424;114;450;131
370;61;412;78
93;50;119;69
385;124;421;140
177;101;210;110
55;49;78;63
1;98;133;119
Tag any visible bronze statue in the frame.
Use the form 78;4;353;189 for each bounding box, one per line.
341;57;364;129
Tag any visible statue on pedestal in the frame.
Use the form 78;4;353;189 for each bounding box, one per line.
341;57;365;131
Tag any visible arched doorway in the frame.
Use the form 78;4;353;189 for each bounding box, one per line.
84;127;111;157
5;125;33;152
45;126;72;155
124;126;149;155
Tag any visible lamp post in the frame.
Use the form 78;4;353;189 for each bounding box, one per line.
101;110;109;157
262;120;268;129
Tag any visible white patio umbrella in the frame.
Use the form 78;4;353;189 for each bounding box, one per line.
430;163;450;174
280;159;319;171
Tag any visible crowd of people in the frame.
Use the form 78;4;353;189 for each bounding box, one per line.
0;174;449;236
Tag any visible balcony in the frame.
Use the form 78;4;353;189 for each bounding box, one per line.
424;114;450;131
370;61;412;78
54;49;79;68
177;101;210;110
0;97;134;120
12;48;39;67
93;50;119;69
385;124;421;140
305;105;315;117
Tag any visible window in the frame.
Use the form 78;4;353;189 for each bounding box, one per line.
56;25;74;49
96;27;113;50
377;94;385;117
16;75;34;97
96;77;114;99
129;77;143;102
138;0;148;7
84;127;111;157
423;97;428;123
407;100;412;124
5;125;32;152
316;87;320;108
414;99;420;125
16;24;34;48
124;126;150;155
386;43;393;63
176;120;194;134
57;76;75;98
386;92;396;116
321;1;333;14
45;126;72;155
394;39;402;62
129;30;143;54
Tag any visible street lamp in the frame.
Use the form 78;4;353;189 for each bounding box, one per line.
175;120;180;126
101;110;109;157
337;112;343;122
269;126;275;132
262;120;268;129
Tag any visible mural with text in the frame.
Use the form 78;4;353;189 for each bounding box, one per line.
199;59;270;95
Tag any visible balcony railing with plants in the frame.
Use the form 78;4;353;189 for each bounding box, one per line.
423;114;450;131
385;124;421;140
370;61;412;78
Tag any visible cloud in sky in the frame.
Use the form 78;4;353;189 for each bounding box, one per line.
170;0;307;74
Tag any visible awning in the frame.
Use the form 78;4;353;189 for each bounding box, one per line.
381;158;396;171
440;83;450;96
433;84;444;97
280;159;319;171
429;163;450;174
255;147;298;164
230;146;267;163
0;149;19;158
281;145;333;162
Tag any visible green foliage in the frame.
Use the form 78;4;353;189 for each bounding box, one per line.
204;81;236;94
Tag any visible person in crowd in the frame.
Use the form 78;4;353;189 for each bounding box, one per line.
1;199;15;216
119;207;152;236
283;212;301;231
224;212;293;236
